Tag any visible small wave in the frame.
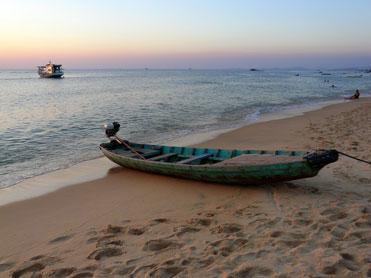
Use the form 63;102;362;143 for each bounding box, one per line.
0;77;36;81
244;110;261;122
195;81;221;85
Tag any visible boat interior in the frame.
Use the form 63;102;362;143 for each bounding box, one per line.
102;140;307;166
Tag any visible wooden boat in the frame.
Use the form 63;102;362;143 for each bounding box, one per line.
347;74;362;78
100;124;338;184
37;61;64;78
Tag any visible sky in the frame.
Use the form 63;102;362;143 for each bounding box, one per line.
0;0;370;69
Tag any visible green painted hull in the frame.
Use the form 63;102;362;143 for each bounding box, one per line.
100;141;337;185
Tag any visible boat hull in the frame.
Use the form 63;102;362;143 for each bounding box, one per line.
99;142;335;185
38;73;64;78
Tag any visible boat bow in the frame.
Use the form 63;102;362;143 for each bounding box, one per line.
304;150;338;169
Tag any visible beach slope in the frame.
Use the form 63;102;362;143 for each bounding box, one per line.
0;98;370;278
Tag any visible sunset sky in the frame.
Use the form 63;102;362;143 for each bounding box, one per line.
1;0;370;69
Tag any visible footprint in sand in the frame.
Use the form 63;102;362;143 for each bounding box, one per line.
174;225;201;236
320;207;348;221
127;227;146;235
361;207;369;214
234;250;269;262
69;272;94;278
87;247;123;260
276;239;305;248
186;218;213;227
270;230;307;240
29;255;45;261
269;231;283;238
207;238;249;257
87;234;116;246
340;253;360;271
354;220;371;228
11;256;59;278
284;219;314;227
48;235;73;245
86;237;99;245
228;266;273;278
266;217;281;226
346;231;370;243
148;218;169;226
126;264;156;277
143;239;182;251
359;177;371;184
114;265;136;276
197;211;217;217
330;226;347;238
148;266;184;277
295;219;314;226
319;256;344;275
47;267;77;278
104;225;125;234
161;257;192;267
0;262;15;273
11;262;45;278
96;238;123;248
231;208;245;217
211;223;243;234
121;219;131;224
294;210;313;218
192;256;215;268
77;265;97;273
85;230;97;236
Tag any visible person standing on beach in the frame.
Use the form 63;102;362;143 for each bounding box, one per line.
345;89;360;100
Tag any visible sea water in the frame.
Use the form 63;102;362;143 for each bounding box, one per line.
1;69;370;189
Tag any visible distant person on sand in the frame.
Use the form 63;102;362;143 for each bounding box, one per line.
345;89;360;100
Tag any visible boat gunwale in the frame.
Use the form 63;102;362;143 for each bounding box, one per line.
99;144;309;171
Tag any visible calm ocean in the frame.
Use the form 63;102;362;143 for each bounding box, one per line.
0;69;370;189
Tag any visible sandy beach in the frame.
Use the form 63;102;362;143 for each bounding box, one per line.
0;98;370;278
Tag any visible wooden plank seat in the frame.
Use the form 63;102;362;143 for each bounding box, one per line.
130;148;161;158
113;148;160;158
177;153;213;165
112;149;138;158
141;150;161;158
148;152;178;162
135;148;160;154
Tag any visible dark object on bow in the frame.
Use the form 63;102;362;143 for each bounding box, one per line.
304;149;339;169
104;122;120;138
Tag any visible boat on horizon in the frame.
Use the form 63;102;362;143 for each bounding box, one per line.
37;61;64;78
347;74;362;78
100;122;338;185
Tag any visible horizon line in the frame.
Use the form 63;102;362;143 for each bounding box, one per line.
1;66;370;71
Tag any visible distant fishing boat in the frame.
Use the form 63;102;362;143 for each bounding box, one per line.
37;61;64;78
347;74;362;78
100;122;338;185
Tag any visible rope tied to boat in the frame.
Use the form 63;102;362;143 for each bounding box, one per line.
336;151;371;165
315;149;371;165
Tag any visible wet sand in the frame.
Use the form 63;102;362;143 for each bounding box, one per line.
0;98;370;278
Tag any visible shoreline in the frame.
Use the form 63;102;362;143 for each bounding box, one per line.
168;98;345;146
0;97;369;206
0;97;370;277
